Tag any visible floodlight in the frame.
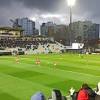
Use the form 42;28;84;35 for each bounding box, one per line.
67;0;76;7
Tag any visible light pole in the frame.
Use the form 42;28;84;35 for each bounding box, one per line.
67;0;76;45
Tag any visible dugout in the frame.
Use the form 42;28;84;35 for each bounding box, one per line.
0;50;12;56
66;49;83;54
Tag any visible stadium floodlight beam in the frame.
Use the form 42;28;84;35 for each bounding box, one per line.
67;0;76;23
67;0;76;45
67;0;76;7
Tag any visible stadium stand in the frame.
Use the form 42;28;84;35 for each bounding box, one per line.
0;37;65;55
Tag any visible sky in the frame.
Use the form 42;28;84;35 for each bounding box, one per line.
0;0;100;28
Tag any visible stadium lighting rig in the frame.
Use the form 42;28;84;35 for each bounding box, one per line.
66;0;76;45
67;0;76;29
67;0;76;7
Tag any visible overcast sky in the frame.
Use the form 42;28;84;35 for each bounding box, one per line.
0;0;100;28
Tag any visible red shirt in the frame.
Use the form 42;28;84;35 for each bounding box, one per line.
77;89;89;100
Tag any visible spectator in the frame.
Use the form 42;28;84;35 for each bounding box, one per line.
69;87;75;97
95;82;100;100
31;92;45;100
77;83;96;100
95;82;100;95
69;87;76;100
72;91;78;100
77;83;89;100
52;89;62;100
86;86;96;100
48;89;65;100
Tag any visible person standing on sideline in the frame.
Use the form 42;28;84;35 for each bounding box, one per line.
95;82;100;100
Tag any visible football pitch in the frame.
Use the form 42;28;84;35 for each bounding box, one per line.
0;54;100;100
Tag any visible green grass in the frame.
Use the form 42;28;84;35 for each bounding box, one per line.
0;53;100;100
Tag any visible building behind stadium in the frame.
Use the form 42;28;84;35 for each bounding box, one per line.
0;27;23;38
40;21;100;47
11;17;39;36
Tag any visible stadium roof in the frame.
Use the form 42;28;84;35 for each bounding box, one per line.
0;27;23;31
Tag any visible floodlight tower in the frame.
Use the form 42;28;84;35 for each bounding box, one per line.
67;0;76;45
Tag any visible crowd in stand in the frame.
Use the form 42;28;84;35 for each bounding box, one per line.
0;37;64;55
0;38;54;48
31;82;100;100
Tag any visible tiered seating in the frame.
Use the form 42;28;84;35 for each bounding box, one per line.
0;38;66;54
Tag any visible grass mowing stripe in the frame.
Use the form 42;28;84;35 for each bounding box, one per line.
0;72;52;100
0;60;99;85
1;58;100;74
0;63;84;96
39;59;100;76
0;54;100;100
1;56;98;77
1;55;100;71
0;91;19;100
12;55;100;73
19;60;100;79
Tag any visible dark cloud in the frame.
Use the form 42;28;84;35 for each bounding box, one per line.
0;0;62;12
75;0;100;17
0;0;100;26
0;0;14;7
18;0;62;12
